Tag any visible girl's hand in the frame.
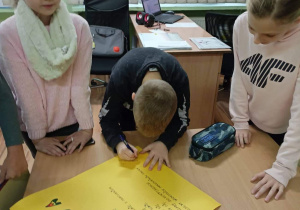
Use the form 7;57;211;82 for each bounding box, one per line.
0;145;28;184
63;128;93;155
33;137;66;156
251;171;285;202
235;129;252;148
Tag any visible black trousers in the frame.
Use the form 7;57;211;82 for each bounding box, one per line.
22;123;79;158
249;121;285;146
267;133;285;146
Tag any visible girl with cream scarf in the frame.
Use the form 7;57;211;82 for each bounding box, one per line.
0;0;94;157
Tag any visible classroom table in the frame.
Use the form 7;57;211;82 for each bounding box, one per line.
130;14;231;129
24;127;300;210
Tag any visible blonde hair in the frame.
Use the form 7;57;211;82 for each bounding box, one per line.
133;80;177;137
247;0;300;23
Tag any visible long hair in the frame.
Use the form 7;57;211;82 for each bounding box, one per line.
247;0;300;23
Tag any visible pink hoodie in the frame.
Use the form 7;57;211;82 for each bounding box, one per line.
230;12;300;187
0;14;94;140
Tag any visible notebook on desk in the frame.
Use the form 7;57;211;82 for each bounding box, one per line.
141;0;183;24
138;32;192;50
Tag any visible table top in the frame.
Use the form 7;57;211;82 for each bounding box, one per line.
130;13;231;54
24;127;300;210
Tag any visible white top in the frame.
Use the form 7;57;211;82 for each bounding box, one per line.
230;12;300;187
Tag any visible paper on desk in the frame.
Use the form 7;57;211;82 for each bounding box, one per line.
11;147;220;210
139;33;192;50
166;22;199;28
149;29;167;34
190;37;231;49
156;41;192;50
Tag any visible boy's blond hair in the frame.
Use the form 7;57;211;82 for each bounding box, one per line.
133;80;177;137
247;0;300;23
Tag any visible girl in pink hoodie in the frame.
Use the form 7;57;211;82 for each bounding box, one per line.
0;0;94;158
230;0;300;203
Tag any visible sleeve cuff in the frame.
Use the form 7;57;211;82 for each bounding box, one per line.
233;121;249;130
265;162;294;187
4;136;23;147
156;133;177;151
78;119;94;130
27;129;47;140
107;135;122;153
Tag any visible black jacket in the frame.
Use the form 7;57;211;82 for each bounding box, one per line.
99;47;190;150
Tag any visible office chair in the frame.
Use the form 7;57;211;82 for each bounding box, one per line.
205;12;239;90
84;0;130;88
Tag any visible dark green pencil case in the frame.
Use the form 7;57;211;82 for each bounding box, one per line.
189;122;236;162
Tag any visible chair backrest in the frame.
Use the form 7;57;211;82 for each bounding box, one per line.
205;12;239;77
84;0;130;75
205;12;238;47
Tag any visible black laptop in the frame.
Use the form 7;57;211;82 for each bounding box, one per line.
141;0;183;24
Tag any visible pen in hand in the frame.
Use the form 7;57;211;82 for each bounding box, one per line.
119;134;135;153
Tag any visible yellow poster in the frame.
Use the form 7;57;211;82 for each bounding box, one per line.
11;150;220;210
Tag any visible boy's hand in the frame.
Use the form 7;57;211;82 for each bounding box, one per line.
63;128;93;155
235;129;251;148
251;171;285;202
33;137;66;156
140;141;171;171
0;145;28;184
116;142;138;160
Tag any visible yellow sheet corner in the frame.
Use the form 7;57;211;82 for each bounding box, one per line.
11;147;220;210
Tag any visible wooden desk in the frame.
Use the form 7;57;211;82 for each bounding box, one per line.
130;14;230;129
25;128;300;210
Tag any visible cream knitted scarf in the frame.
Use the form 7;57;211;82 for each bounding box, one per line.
15;0;77;81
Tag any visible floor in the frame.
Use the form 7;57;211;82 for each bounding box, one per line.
0;75;231;172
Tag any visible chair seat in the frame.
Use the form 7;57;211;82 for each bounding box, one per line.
91;56;120;75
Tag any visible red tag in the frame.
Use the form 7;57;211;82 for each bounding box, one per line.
113;46;120;53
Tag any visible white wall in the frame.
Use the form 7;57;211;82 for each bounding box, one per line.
1;0;11;6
